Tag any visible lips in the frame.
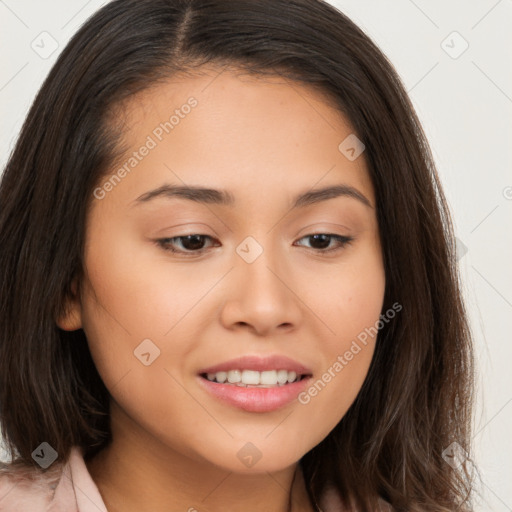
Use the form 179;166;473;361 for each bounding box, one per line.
196;355;313;412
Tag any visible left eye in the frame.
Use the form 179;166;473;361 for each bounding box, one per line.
293;233;354;252
155;233;354;256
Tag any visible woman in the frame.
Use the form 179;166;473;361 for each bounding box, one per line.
0;0;474;510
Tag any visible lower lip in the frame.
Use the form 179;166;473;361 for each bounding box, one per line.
197;375;311;413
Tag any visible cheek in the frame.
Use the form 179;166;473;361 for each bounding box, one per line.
79;225;217;403
299;237;385;427
81;225;201;340
296;308;381;448
315;234;386;344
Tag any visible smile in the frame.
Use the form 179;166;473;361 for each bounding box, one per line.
196;355;313;412
201;369;306;387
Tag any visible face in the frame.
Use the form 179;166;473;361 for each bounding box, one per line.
60;67;385;474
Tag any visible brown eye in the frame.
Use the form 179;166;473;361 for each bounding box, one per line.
156;234;218;255
294;234;354;253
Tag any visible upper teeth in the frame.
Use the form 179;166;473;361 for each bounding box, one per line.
205;369;300;386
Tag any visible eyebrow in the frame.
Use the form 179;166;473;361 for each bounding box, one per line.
133;183;372;209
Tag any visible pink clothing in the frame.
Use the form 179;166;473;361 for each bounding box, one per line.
0;446;107;511
0;446;390;511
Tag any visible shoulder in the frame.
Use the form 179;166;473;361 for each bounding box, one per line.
0;458;64;511
0;446;108;512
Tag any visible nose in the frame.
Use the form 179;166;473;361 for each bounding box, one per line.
219;242;303;336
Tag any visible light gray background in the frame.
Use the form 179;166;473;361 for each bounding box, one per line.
1;1;511;510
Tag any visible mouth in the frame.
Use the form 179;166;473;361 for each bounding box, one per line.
196;355;313;412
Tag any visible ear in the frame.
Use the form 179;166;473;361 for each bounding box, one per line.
56;277;83;331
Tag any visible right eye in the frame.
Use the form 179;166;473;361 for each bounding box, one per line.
155;234;219;256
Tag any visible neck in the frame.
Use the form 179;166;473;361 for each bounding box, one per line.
85;401;315;512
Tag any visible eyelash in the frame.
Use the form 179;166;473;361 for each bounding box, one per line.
154;233;354;257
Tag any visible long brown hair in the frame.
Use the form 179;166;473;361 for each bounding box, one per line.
0;1;474;510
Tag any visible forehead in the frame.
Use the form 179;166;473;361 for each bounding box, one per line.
102;66;374;208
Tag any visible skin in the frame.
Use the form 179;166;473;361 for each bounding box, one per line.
58;66;385;512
